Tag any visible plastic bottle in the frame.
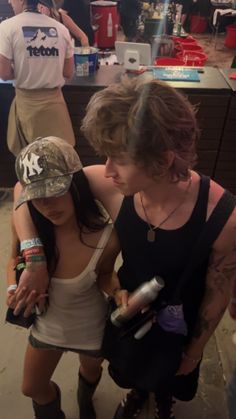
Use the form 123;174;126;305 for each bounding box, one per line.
177;21;182;37
107;13;113;38
111;276;165;327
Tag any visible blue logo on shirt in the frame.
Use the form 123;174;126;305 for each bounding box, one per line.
22;26;59;57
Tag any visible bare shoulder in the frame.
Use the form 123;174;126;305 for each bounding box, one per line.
83;165;123;220
208;179;236;255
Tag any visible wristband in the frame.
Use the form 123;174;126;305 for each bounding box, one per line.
14;256;26;271
230;298;236;305
20;238;43;251
182;352;201;363
7;284;17;293
16;262;26;270
25;255;46;263
23;247;44;257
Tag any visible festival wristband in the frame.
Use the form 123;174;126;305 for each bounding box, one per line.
7;284;17;293
20;238;43;251
16;262;26;270
23;247;44;257
25;255;46;263
230;298;236;305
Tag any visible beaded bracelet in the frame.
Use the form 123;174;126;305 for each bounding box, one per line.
20;238;43;252
230;298;236;306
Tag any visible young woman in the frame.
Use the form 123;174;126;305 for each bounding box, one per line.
6;136;120;419
38;0;89;46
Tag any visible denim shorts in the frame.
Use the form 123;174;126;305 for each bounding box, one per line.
29;333;102;358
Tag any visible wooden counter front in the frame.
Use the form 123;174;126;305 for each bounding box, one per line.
0;66;232;189
214;69;236;194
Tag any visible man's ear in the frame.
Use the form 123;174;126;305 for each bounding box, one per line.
164;150;175;170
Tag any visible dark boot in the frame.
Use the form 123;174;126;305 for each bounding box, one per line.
77;370;101;419
32;382;66;419
154;393;175;419
113;389;148;419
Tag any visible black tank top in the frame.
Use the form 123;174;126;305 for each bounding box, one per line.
115;174;211;335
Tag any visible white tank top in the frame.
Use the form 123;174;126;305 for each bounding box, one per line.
31;224;113;350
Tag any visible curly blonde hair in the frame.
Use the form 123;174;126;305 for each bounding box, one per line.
81;76;199;181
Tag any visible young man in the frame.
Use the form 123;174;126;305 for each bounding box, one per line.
13;77;236;419
0;0;76;156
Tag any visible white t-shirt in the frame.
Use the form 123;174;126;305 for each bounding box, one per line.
0;12;73;88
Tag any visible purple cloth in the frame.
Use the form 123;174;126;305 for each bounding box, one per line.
157;304;188;336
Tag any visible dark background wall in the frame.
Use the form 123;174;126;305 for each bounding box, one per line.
0;1;13;20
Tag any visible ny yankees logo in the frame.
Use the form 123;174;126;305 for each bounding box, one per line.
20;153;43;183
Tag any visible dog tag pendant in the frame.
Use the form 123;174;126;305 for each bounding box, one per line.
147;229;155;242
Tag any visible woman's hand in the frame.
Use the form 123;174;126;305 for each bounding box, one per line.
14;262;49;315
113;288;129;307
6;289;17;309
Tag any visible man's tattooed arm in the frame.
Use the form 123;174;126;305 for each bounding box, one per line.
185;240;236;358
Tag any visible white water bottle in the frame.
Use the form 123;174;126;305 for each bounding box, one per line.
107;13;113;37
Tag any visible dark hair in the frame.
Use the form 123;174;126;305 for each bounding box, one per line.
28;170;108;276
27;0;40;7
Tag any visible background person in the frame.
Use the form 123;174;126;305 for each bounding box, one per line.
38;0;89;46
119;0;141;42
12;77;236;419
7;136;121;419
0;0;76;156
62;0;95;46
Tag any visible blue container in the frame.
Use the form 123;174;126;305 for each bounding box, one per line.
74;47;98;77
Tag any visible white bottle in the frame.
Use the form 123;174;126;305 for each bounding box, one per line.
107;12;113;38
110;276;165;327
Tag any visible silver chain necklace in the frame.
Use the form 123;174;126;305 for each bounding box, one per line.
139;176;192;243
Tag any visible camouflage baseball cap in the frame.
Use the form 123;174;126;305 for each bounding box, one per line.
15;137;82;209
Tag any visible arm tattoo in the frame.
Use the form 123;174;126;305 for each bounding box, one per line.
193;307;225;339
192;240;236;340
206;241;236;294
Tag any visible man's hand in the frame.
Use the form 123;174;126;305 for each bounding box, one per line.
14;262;49;316
176;352;202;376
